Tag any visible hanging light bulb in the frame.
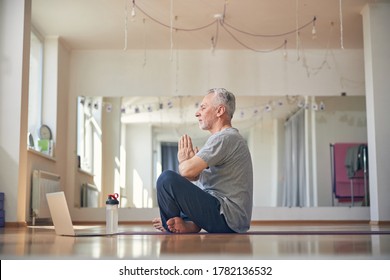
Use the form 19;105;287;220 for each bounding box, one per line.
312;102;318;111
319;101;325;111
297;99;305;108
312;16;317;39
106;103;112;113
283;40;288;60
131;0;136;18
211;36;216;55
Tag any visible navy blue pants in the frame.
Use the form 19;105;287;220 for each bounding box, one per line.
156;170;234;233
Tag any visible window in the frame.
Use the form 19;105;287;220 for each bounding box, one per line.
28;30;43;149
77;96;103;174
161;142;179;173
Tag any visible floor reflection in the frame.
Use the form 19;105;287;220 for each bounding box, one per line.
276;235;373;257
1;224;390;259
159;234;253;256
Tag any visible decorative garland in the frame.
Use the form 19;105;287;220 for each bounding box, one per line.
124;0;317;53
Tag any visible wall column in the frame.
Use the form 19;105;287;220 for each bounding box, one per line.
0;0;31;223
361;2;390;222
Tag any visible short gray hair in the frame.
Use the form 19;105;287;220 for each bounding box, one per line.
207;88;236;119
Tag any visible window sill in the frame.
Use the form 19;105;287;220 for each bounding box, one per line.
78;168;94;177
28;148;56;162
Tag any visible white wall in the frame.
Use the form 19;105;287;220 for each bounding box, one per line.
125;124;154;208
0;0;31;224
249;121;278;207
68;49;365;97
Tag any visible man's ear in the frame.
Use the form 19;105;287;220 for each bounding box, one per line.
216;105;226;117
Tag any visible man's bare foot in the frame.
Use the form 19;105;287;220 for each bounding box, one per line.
152;217;166;232
166;217;201;233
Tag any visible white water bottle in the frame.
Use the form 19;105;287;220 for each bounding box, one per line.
106;193;119;234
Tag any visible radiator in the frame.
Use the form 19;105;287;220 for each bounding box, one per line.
31;170;61;224
80;183;99;207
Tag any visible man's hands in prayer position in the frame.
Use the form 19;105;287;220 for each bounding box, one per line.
177;134;198;164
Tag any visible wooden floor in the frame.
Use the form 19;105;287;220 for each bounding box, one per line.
1;222;390;260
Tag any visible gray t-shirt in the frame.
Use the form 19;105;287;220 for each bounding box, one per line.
196;127;253;233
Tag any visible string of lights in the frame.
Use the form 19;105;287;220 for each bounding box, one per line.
124;0;317;53
79;95;326;123
123;0;349;85
222;17;316;38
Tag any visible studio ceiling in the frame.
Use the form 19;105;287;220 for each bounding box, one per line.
31;0;372;51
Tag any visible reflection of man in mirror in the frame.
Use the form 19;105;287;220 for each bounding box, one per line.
153;88;253;233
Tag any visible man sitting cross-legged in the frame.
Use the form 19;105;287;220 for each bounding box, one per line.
154;88;253;234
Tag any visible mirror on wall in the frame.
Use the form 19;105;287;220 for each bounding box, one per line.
75;95;367;209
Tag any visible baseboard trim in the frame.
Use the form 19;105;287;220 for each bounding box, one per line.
250;220;370;225
3;222;28;228
5;220;388;228
369;220;390;226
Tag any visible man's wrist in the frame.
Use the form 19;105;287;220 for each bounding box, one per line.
178;158;188;165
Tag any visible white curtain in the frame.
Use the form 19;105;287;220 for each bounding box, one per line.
282;109;307;207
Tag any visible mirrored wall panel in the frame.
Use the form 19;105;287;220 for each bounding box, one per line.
75;95;367;208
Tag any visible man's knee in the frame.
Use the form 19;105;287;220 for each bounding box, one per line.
157;170;179;192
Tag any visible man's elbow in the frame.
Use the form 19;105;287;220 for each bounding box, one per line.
178;156;206;181
179;165;199;181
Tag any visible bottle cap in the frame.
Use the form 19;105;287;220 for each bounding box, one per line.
106;193;119;205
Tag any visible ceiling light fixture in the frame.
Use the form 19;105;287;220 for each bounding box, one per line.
214;13;224;21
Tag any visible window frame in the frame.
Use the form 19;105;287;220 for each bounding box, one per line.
28;29;44;150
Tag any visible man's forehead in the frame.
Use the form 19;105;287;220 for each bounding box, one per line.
200;94;214;105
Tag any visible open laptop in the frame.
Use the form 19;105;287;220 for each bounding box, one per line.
46;191;114;237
